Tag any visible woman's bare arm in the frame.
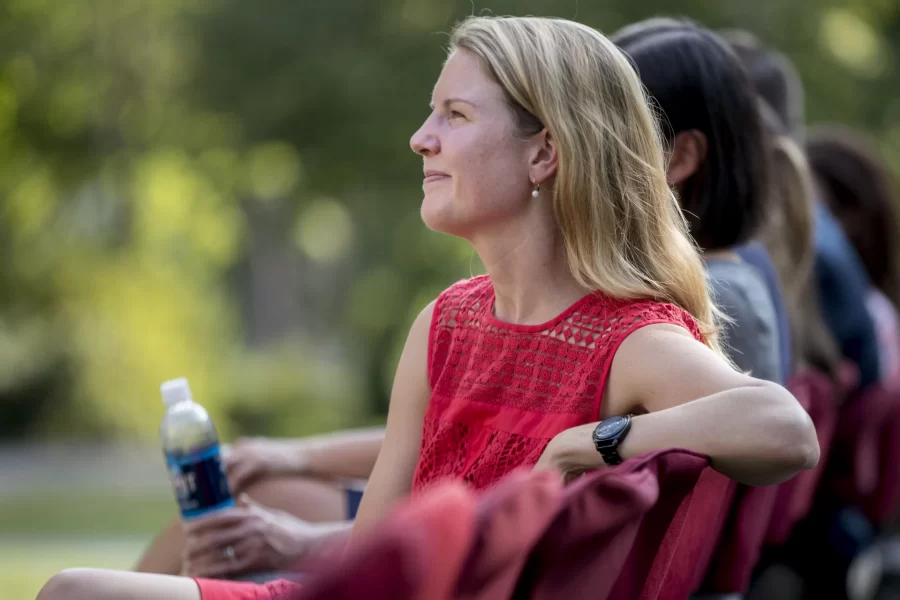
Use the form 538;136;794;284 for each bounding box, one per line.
349;301;435;539
536;324;818;486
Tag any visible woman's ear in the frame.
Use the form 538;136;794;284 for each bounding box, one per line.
529;128;559;186
667;130;708;186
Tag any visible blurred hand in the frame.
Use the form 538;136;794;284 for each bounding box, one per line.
182;494;318;578
224;437;307;493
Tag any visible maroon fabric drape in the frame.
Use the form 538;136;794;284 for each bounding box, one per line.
294;482;477;600
290;449;727;600
524;449;722;600
768;371;839;545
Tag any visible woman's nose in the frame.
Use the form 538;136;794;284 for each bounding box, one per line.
410;118;440;156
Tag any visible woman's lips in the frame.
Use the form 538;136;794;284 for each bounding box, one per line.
423;170;450;184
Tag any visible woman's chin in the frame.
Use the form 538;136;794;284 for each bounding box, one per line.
420;201;462;236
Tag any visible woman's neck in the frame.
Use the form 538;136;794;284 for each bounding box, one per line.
472;222;590;326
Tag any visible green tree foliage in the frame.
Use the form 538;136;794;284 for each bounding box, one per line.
0;0;897;440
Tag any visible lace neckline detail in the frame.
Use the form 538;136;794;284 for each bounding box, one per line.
481;279;601;334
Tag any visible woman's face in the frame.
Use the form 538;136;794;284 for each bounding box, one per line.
410;50;537;239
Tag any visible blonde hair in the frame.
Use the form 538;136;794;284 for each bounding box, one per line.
450;16;728;358
758;134;816;304
756;107;841;373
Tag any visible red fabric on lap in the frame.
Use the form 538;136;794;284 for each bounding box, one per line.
294;482;476;600
195;483;476;600
194;578;299;600
454;469;564;599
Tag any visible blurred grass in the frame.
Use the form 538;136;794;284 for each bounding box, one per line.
0;488;174;535
0;487;175;598
0;538;148;599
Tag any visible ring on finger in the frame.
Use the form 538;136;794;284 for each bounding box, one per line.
224;545;237;564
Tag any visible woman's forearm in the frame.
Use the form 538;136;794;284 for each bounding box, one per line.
549;383;819;486
306;520;355;556
295;428;385;480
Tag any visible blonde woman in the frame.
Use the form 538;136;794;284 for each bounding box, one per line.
37;16;818;600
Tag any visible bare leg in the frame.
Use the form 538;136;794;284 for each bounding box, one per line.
135;475;350;574
37;568;200;600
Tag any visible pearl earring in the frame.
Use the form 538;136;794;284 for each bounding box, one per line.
531;183;540;198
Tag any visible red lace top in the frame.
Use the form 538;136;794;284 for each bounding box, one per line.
411;275;704;492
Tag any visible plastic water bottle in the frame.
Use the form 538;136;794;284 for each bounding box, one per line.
160;377;234;519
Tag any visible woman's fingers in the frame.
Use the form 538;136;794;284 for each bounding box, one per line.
227;460;258;493
182;507;252;536
188;538;259;578
184;520;255;560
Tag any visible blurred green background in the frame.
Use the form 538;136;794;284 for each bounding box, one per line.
1;0;898;596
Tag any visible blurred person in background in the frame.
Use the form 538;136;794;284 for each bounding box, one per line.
725;31;880;392
806;127;900;385
753;102;843;379
38;16;817;600
726;31;897;600
735;224;793;382
612;18;784;385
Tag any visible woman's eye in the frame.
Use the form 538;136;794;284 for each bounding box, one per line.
449;110;465;121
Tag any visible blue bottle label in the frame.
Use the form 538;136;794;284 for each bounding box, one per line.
165;444;234;520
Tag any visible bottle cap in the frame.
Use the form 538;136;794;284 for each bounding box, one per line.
160;378;193;407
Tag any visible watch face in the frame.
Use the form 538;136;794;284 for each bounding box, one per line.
594;416;629;441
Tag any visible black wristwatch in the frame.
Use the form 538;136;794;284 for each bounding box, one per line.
592;415;633;466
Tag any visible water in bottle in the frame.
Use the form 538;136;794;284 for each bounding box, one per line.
160;377;234;519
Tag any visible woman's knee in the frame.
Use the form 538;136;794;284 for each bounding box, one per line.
37;568;99;600
243;476;347;522
38;568;200;600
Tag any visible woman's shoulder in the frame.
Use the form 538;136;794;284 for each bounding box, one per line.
434;275;493;314
587;293;705;343
441;274;492;295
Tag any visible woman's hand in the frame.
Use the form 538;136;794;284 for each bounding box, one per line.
533;430;597;484
181;494;318;578
224;438;308;493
